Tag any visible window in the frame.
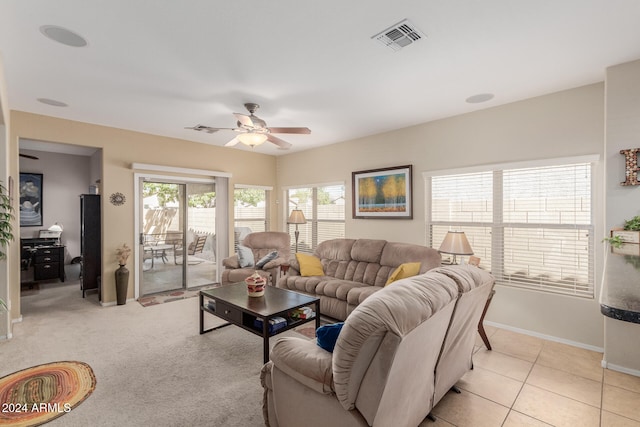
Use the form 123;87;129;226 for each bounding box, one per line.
427;159;595;298
234;186;270;249
286;184;345;253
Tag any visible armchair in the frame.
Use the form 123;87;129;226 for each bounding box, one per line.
221;231;290;286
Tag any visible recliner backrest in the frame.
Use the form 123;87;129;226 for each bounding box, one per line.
242;231;291;262
431;265;495;405
332;271;460;426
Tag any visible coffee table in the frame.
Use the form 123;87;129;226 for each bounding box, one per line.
199;283;320;363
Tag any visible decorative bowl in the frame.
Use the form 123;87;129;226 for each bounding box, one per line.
245;271;266;297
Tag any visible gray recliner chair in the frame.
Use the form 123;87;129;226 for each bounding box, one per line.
221;231;291;286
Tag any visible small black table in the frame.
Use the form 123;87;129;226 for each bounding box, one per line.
200;283;321;363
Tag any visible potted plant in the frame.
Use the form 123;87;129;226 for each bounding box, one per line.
604;215;640;255
606;215;640;245
115;244;132;305
0;180;14;313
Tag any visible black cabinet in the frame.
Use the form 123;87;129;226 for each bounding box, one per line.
80;194;101;298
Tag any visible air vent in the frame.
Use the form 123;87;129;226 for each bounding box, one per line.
372;19;425;51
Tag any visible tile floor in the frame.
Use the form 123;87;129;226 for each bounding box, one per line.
422;326;640;427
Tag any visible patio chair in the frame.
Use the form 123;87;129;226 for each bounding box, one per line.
174;234;207;265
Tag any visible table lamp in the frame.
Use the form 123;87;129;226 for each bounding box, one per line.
438;231;473;264
48;222;63;245
287;209;306;253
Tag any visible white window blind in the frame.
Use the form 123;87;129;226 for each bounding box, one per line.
234;188;270;249
287;184;345;253
429;162;594;298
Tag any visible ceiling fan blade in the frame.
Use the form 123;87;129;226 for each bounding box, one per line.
267;127;311;135
19;153;39;160
233;113;254;128
186;124;224;134
267;134;292;150
224;136;241;147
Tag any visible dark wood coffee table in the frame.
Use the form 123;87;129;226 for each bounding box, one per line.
199;283;320;363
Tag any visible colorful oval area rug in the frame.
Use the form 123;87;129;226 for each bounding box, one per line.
0;361;96;426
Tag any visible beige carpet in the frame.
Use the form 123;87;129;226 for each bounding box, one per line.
2;280;311;426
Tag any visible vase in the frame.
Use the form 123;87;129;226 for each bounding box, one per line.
115;264;129;305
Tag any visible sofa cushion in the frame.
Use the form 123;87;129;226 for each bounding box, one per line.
345;285;383;306
270;337;334;395
278;275;325;295
297;253;325;276
315;239;356;262
380;242;441;274
350;239;386;263
238;245;254;268
317;279;369;301
256;250;278;268
385;262;421;285
316;323;344;352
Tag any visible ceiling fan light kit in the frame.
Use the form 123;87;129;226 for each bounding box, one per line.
188;102;310;150
237;132;268;147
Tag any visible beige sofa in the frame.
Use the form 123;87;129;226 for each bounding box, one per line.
222;232;291;286
277;238;442;320
261;265;495;427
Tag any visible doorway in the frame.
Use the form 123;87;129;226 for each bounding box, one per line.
138;178;217;296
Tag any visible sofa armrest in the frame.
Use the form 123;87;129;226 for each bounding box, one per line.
263;256;288;270
270;337;334;395
222;254;240;269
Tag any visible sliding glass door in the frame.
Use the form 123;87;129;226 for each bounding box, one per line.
139;179;217;296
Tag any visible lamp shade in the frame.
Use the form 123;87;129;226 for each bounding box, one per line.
237;132;268;147
438;231;473;256
48;223;63;232
287;209;307;224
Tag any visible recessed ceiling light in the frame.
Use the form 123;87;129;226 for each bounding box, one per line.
37;98;68;107
39;25;87;47
466;93;494;104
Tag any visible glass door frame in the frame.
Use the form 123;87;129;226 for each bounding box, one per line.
133;173;221;299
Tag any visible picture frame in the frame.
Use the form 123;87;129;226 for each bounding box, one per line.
19;172;43;227
468;256;481;267
352;165;412;219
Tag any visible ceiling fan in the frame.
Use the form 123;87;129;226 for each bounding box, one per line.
19;153;39;160
186;103;311;150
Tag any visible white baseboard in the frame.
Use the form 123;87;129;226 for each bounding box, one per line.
484;320;604;353
601;360;640;377
11;316;23;324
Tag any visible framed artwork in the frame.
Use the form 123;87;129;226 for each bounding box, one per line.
352;165;412;219
19;173;43;227
468;256;481;267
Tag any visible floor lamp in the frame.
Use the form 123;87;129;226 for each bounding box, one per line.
288;209;306;253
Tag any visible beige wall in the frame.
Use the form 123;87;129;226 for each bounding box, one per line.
277;83;606;348
7;111;277;318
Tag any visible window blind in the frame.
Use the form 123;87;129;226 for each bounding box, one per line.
429;162;594;298
287;184;345;253
234;188;269;249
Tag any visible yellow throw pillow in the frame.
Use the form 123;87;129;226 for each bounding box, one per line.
385;262;421;286
296;253;325;277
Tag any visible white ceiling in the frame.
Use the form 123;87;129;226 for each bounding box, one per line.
2;0;640;156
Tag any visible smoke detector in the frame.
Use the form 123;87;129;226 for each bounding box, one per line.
372;19;425;51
